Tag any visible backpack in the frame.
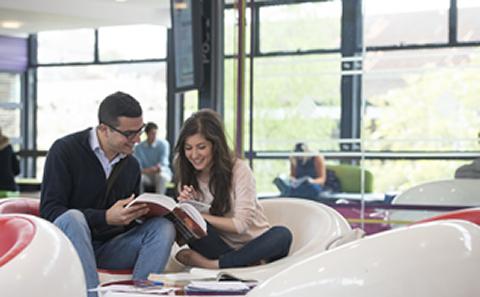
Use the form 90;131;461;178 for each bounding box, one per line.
324;169;341;193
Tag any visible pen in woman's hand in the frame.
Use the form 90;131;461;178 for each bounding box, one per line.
185;185;196;199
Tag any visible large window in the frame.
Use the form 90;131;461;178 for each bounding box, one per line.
224;0;480;199
225;1;343;193
35;25;168;177
363;1;480;192
37;63;167;150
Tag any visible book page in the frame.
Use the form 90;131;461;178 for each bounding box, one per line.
185;281;250;292
180;199;211;213
291;176;310;188
126;193;177;213
148;272;215;286
178;203;207;233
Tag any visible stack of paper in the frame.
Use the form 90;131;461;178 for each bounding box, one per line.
90;284;175;295
148;271;215;286
185;281;250;294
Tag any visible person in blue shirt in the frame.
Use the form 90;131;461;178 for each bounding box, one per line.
134;122;172;194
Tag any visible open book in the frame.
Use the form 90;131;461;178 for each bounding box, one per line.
126;193;208;245
290;176;310;188
148;270;258;287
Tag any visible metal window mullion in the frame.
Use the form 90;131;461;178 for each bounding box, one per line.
449;0;458;45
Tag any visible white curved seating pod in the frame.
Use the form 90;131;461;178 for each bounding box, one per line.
0;214;86;297
390;178;480;224
248;220;480;297
186;198;352;281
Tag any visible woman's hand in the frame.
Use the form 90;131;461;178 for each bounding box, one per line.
178;185;197;202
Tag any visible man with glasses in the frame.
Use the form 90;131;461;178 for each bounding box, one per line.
40;91;176;297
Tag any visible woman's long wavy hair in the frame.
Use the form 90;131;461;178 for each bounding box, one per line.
173;109;235;216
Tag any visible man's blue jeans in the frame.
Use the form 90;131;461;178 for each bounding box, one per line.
54;210;175;297
189;224;292;268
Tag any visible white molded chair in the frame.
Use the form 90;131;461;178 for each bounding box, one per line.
248;220;480;297
0;198;136;284
389;178;480;224
0;214;86;297
186;198;353;281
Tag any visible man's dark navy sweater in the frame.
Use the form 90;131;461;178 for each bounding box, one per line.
40;128;141;241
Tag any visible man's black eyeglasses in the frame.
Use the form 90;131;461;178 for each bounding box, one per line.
103;122;145;140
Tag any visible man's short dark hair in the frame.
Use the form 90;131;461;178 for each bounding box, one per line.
98;91;142;127
145;122;158;134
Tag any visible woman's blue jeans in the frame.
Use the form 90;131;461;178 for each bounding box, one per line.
54;209;176;297
188;224;292;268
274;176;324;200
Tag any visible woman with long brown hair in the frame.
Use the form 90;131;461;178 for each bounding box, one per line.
173;109;292;269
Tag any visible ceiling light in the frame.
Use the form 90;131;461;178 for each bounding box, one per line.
1;21;23;29
115;0;128;2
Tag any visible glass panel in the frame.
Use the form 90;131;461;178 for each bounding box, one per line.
363;47;480;151
0;73;21;104
253;159;290;194
0;108;20;139
224;8;251;56
99;25;167;61
224;58;251;152
36;157;46;181
259;1;341;52
0;72;21;141
37;62;167;152
365;159;469;194
458;0;480;42
364;0;449;46
38;29;95;63
183;90;199;120
251;54;341;151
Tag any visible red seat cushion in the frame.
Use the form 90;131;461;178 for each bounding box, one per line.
0;199;40;216
0;199;133;276
97;268;133;275
416;208;480;225
0;216;36;267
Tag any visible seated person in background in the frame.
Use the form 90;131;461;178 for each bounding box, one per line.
40;92;175;297
274;142;327;199
173;109;292;269
455;158;480;179
0;128;20;191
134;122;172;194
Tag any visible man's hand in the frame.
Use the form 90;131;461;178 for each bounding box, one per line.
106;194;150;226
143;165;160;175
